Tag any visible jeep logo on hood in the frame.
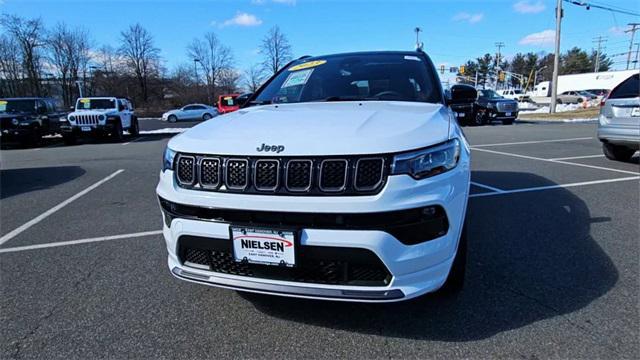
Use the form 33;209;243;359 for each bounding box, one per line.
256;143;285;153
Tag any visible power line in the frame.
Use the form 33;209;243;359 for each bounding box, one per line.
563;0;640;17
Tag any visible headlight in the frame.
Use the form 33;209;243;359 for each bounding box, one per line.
391;139;461;179
487;103;495;108
59;116;68;122
99;114;106;121
162;147;176;172
68;115;76;121
11;118;19;125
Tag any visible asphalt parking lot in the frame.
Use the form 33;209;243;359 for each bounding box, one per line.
1;120;638;359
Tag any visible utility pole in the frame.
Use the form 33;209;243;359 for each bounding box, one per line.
625;23;640;70
550;0;562;114
495;42;505;90
592;36;607;72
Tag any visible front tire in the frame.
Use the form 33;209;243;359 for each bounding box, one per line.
111;120;124;142
168;115;177;123
202;113;212;121
602;142;635;162
129;117;139;136
437;224;467;295
473;111;485;126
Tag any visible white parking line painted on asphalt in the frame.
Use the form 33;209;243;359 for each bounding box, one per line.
470;181;505;193
472;147;639;175
471;137;593;148
0;169;125;246
469;176;639;198
0;230;162;254
550;154;605;161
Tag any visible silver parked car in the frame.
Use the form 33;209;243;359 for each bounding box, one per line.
597;74;639;162
162;104;218;122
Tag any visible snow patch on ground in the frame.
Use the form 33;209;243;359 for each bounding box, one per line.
139;128;187;135
520;103;583;113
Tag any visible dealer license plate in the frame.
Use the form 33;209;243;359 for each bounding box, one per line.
631;107;640;117
81;126;91;132
231;226;296;267
505;112;512;116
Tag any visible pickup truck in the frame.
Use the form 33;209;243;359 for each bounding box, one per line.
497;89;531;103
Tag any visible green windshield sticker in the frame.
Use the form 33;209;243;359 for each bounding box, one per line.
282;69;313;88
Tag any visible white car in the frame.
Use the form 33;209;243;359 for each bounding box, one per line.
156;51;475;302
497;89;531;102
162;104;217;122
62;97;138;144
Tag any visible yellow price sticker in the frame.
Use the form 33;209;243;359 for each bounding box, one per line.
223;96;233;100
79;98;90;103
0;100;7;105
289;60;326;71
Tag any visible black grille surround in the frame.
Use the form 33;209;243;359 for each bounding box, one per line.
174;154;390;196
178;235;392;287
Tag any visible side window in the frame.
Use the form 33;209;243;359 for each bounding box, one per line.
184;105;195;111
37;100;47;114
609;75;639;99
194;105;205;110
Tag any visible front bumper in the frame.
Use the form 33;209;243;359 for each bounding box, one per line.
156;154;470;302
61;123;114;136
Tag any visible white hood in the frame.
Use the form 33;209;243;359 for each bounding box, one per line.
169;101;452;156
69;109;117;116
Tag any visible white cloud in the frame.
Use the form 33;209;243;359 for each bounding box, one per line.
609;26;626;36
220;12;263;27
452;12;484;24
513;0;546;14
519;29;556;46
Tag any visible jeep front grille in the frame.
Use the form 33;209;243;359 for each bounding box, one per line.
75;114;100;125
173;154;388;196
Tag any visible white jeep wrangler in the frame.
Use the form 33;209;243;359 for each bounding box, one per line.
61;97;139;144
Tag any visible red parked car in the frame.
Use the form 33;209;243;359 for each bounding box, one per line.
217;94;240;114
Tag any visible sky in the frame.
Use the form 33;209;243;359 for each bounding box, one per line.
2;0;639;83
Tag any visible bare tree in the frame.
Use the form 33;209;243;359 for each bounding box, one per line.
242;64;265;92
1;14;45;96
0;34;24;96
93;45;124;96
187;32;233;103
47;23;91;106
119;23;160;102
260;25;292;75
218;68;240;94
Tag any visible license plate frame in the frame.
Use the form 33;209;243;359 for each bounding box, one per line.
505;112;512;116
230;226;298;267
81;126;92;132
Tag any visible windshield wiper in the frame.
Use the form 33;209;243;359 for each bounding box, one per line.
319;96;375;102
248;100;272;106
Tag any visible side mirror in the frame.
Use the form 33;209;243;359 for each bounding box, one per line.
70;106;75;111
447;84;477;105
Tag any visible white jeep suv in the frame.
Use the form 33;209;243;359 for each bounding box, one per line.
62;97;139;144
156;51;476;302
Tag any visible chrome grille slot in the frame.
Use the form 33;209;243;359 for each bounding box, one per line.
286;160;313;192
176;155;196;185
254;159;279;191
319;159;348;192
199;158;220;188
225;159;249;189
355;158;384;191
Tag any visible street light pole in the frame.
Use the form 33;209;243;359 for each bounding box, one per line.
550;0;562;114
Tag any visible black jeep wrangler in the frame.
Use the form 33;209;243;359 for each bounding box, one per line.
0;97;67;147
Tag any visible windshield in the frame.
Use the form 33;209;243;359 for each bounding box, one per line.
253;53;441;104
479;90;503;99
76;98;116;110
0;99;36;114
